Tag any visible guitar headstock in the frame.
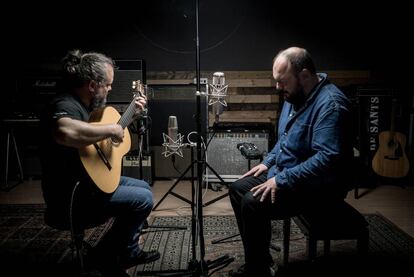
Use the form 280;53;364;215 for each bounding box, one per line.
132;80;153;100
132;80;145;98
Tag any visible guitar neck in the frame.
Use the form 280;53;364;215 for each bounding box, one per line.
117;80;146;129
118;100;136;129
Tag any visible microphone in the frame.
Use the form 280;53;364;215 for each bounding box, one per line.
208;72;228;123
162;115;184;157
168;116;178;145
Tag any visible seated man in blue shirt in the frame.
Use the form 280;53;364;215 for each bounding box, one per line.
228;47;353;276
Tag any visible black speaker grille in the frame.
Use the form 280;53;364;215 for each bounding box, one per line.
108;59;145;103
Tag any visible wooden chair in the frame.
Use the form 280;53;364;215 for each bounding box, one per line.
42;182;109;275
282;200;369;266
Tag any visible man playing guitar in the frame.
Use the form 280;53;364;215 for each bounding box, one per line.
40;49;159;276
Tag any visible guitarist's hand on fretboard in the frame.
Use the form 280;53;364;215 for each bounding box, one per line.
133;94;147;118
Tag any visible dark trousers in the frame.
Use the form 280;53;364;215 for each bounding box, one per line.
229;173;342;274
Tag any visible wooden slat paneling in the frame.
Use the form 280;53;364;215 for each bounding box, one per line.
147;70;370;126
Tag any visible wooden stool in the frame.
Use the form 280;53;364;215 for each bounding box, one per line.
283;201;369;266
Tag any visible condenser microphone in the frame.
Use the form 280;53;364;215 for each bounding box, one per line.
209;72;228;123
162;115;184;157
168;116;178;145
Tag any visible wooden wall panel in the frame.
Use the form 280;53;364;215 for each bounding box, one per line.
146;70;370;127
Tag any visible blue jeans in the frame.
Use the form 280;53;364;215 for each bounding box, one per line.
93;176;153;259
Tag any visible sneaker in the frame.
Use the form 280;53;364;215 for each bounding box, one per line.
120;250;161;269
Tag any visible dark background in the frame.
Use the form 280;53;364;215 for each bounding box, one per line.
2;0;414;182
4;0;413;76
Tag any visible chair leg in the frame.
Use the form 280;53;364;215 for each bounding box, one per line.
307;237;317;261
357;229;369;255
73;232;86;274
283;218;291;267
323;239;330;256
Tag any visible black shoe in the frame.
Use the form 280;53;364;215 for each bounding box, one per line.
120;250;161;269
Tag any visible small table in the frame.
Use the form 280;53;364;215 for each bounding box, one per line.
2;118;39;191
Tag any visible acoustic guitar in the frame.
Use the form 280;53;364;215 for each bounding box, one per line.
79;80;145;193
372;98;409;178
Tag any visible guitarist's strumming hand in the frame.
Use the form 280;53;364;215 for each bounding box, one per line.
111;124;125;143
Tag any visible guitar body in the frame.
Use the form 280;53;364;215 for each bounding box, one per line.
79;106;131;193
372;131;409;178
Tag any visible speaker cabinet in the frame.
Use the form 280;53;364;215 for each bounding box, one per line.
107;59;146;104
147;84;208;146
205;129;269;182
151;146;195;178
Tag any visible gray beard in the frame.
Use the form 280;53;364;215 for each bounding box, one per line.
91;95;107;110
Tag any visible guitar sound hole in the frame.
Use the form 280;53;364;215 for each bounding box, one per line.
110;137;120;146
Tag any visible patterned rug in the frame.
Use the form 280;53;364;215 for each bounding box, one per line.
134;214;414;277
1;204;413;277
0;204;109;276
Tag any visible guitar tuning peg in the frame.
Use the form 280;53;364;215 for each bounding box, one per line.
132;81;136;89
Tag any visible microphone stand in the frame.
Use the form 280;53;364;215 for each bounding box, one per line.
137;1;234;275
192;0;234;274
137;106;187;232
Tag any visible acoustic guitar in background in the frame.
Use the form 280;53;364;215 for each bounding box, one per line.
79;80;145;193
409;94;414;173
372;98;410;178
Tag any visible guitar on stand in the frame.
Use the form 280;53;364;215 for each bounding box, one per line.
372;98;410;178
79;80;146;193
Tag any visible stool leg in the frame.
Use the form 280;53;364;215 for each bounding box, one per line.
307;236;317;261
73;233;85;274
283;218;291;267
11;129;24;181
357;229;369;255
5;131;10;186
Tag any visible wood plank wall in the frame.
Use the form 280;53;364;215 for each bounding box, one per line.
147;71;370;128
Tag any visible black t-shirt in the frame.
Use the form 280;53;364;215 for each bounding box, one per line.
40;93;92;212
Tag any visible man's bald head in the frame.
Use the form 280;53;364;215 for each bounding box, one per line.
273;47;316;75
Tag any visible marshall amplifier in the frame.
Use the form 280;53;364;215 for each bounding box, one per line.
205;129;269;183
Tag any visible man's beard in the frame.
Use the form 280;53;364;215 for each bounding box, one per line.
282;84;306;107
91;95;107;110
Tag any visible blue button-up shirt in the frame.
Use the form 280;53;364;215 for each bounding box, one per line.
263;73;353;194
